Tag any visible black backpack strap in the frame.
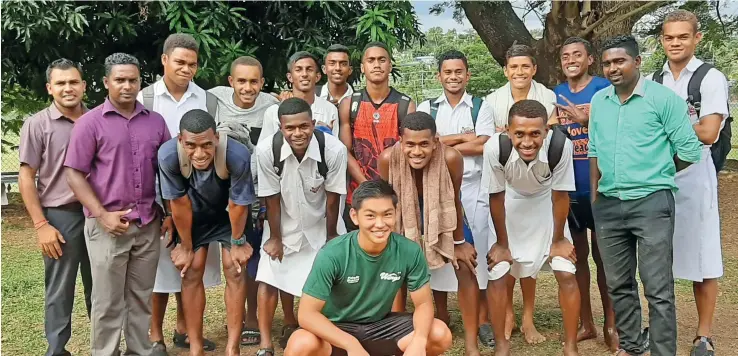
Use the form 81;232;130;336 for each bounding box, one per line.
498;133;512;167
272;131;285;177
652;70;664;84
142;85;155;111
687;63;713;118
547;128;568;173
315;84;324;98
397;94;411;123
429;100;439;120
314;130;329;180
471;96;483;128
349;92;363;130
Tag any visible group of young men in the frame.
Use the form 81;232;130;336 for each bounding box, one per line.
18;8;729;356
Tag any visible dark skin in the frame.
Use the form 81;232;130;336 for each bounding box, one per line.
168;128;253;356
549;42;594;129
258;111;341;351
378;128;481;356
65;64;146;236
339;45;416;186
322;51;353;105
487;115;580;356
229;63;265;110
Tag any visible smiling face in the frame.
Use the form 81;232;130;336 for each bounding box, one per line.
438;58;470;95
601;48;640;88
287;57;320;94
323;51;352;85
46;68;86;109
229;64;264;108
504;56;536;90
103;64;141;106
508;115;547;163
400;128;437;170
280;111;315;153
661;21;701;64
162;48;198;89
351;196;396;245
560;42;593;80
361;46;391;84
179;128;218;171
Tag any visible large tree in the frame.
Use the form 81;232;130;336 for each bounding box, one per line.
433;1;675;87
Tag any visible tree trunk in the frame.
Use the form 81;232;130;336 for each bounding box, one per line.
461;0;672;87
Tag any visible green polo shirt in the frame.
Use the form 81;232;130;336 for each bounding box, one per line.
588;75;702;201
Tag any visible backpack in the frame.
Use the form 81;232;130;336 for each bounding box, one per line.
271;129;329;180
426;96;483;128
652;63;733;172
498;127;568;173
348;89;411;135
141;84;253;181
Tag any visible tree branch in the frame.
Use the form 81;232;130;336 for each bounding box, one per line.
459;1;534;67
577;1;633;37
594;1;672;36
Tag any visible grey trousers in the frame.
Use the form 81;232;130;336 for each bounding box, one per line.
592;189;676;356
43;204;93;356
84;218;161;356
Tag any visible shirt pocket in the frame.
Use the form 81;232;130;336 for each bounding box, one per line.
304;175;326;195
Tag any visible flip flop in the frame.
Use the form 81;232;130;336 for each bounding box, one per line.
241;326;261;346
279;324;299;349
256;348;274;356
478;323;495;348
172;330;216;351
690;336;715;356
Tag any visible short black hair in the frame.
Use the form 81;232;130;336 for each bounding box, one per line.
507;99;548;125
363;41;390;58
287;51;320;72
163;33;199;55
400;112;437;136
277;97;312;121
437;50;468;72
104;53;140;76
230;56;263;76
505;44;536;65
601;35;639;58
561;37;593;56
351;179;398;210
46;58;83;82
179;109;216;134
325;44;350;61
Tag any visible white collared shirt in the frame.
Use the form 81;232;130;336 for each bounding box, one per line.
257;95;340;144
255;132;348;251
646;56;730;144
417;92;496;180
136;80;207;136
482;132;575;197
485;80;557;129
318;84;354;105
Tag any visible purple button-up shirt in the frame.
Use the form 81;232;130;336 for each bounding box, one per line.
64;98;171;225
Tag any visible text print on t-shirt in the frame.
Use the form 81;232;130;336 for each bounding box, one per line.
380;272;402;282
558;103;591;160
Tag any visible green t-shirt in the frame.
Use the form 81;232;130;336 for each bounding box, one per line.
302;231;430;324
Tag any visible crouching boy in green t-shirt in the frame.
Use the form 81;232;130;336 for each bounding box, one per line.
284;179;452;356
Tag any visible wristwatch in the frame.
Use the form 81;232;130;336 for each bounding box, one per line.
231;234;247;246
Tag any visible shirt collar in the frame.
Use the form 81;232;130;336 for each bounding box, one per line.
662;56;703;74
154;79;199;102
604;74;646;102
278;134;322;163
48;102;88;120
434;91;473;107
102;97;149;118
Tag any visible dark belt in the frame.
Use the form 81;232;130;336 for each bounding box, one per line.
47;201;83;211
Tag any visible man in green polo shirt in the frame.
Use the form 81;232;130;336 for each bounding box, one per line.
283;180;452;356
588;35;702;356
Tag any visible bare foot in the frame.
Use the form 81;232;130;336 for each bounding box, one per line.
563;341;579;356
521;323;546;344
464;347;482;356
604;326;619;352
577;324;597;342
494;339;511;356
504;310;516;340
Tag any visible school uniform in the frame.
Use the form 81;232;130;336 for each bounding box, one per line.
481;132;577;281
254;132;348;296
417;92;496;291
647;57;728;282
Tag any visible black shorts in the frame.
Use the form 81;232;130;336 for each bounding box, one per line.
568;195;595;233
331;313;414;356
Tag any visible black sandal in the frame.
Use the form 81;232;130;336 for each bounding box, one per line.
478;323;495;348
241;326;261;346
279;324;299;349
256;348;274;356
691;336;715;356
172;330;216;351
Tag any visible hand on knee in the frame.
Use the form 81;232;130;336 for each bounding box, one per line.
284;329;324;356
428;319;453;352
182;266;205;287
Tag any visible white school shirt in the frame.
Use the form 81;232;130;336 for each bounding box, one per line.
136;80;207;137
417;92;496;181
318;84;354;105
482;132;575;196
257;95;340;144
255;132;348;252
646;56;730;145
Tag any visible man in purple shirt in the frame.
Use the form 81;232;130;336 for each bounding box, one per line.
19;58;92;356
64;53;171;356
